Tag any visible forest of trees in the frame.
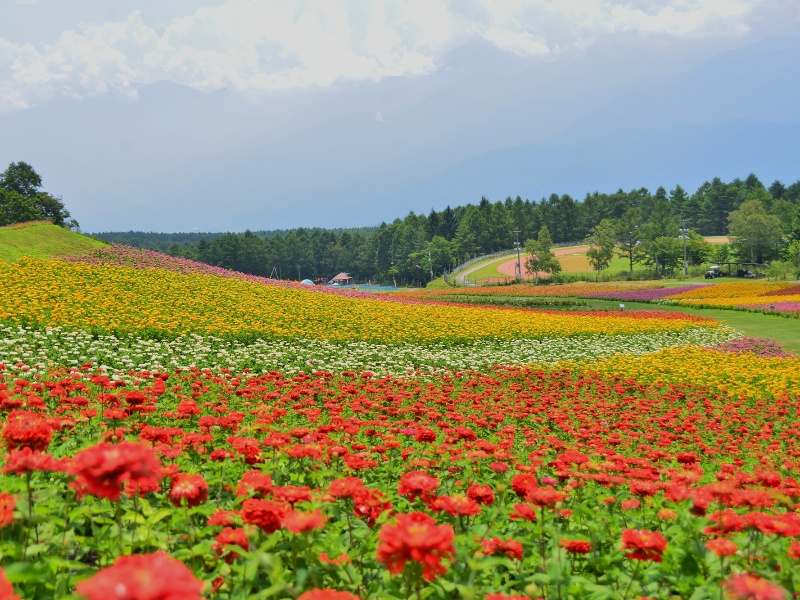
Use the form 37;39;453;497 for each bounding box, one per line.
98;174;800;284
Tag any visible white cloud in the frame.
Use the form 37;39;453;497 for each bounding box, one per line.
0;0;767;112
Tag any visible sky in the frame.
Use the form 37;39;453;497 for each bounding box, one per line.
1;1;799;232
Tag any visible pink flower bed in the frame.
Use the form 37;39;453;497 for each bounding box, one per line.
583;285;710;302
710;337;792;358
738;302;800;316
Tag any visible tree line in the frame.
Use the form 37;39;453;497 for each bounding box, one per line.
100;174;798;284
3;161;798;284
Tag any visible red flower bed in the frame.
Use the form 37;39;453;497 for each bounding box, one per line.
0;364;798;598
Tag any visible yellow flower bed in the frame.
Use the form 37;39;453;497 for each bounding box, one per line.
579;346;800;399
669;281;794;300
0;258;712;344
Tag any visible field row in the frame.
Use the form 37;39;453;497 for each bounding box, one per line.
0;258;716;343
0;323;739;376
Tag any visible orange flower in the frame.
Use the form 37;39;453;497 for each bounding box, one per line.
0;567;20;600
376;512;454;581
0;492;15;527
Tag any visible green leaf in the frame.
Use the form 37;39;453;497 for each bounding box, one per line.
148;507;173;525
680;552;701;576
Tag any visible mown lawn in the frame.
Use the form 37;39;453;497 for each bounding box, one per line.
584;298;800;355
0;221;106;261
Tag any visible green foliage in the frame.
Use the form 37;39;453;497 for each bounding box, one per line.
0;162;77;228
728;199;784;263
639;236;682;276
524;225;561;284
614;208;643;273
585;220;616;279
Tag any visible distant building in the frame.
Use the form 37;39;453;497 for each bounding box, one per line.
329;272;353;285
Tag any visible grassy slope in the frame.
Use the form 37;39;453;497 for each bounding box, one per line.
584;298;800;356
0;221;106;262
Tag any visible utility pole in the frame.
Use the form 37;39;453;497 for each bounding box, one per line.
428;242;434;281
680;219;689;276
513;230;522;281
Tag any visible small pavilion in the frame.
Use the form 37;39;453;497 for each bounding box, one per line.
329;272;353;285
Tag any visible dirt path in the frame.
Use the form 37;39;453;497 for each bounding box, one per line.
496;245;590;278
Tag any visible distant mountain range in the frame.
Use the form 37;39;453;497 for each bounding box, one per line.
1;34;798;233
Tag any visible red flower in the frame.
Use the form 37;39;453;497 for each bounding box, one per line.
240;499;288;534
2;447;56;474
510;474;537;498
722;573;786;599
2;411;52;452
0;567;20;600
282;509;327;534
706;538;738;557
526;486;567;507
207;508;238;527
560;539;592;554
168;473;208;507
297;590;360;600
328;476;366;500
272;485;312;505
704;509;746;536
235;470;273;497
621;529;667;562
480;537;523;561
75;551;203;599
213;527;249;562
71;441;162;501
398;471;439;501
319;552;350;566
789;541;800;560
509;503;537;522
0;492;15;527
376;512;455;581
428;495;482;517
466;484;495;506
353;488;393;527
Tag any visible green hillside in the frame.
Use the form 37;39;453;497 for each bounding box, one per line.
0;221;106;262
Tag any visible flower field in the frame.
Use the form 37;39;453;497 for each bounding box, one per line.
1;253;799;598
398;280;800;317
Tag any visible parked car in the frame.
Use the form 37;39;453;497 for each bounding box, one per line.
704;266;722;279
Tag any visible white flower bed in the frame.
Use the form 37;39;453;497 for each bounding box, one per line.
0;324;740;375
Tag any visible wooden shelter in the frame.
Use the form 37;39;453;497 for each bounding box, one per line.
329;272;353;285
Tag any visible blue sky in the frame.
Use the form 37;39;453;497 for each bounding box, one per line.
1;1;798;232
